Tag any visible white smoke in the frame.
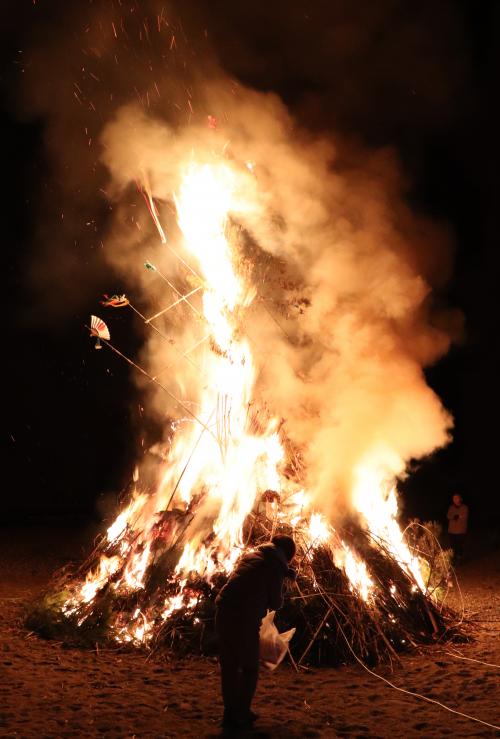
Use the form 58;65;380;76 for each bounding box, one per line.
99;79;453;520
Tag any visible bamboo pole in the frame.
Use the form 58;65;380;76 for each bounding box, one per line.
298;605;333;665
145;285;203;323
89;330;218;443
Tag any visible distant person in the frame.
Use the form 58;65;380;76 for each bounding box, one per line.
447;493;469;563
215;534;296;733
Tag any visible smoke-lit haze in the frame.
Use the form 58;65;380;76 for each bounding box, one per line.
3;0;467;521
98;78;452;520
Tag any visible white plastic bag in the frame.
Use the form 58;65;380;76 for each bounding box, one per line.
259;611;295;671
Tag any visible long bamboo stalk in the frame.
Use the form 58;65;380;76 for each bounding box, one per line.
298;605;333;665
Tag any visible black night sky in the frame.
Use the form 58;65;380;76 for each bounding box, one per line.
2;0;499;534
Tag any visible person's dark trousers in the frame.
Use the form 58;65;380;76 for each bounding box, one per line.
215;607;260;726
449;533;466;561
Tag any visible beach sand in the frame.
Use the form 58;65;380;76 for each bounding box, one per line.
0;526;498;738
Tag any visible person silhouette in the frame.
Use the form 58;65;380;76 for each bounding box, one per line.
215;535;296;732
447;493;469;563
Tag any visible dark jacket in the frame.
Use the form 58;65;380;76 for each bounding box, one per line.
215;544;291;624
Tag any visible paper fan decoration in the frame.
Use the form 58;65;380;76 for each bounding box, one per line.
90;315;110;349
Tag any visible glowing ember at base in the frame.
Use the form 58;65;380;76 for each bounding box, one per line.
29;508;464;664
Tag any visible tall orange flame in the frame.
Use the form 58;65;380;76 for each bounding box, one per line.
64;154;429;640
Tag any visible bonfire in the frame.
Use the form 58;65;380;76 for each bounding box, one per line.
29;128;465;666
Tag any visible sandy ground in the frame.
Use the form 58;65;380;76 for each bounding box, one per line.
0;526;499;738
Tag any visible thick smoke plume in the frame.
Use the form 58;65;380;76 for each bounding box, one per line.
4;0;467;320
4;0;463;521
98;82;452;520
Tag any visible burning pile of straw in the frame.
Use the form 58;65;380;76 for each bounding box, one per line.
26;506;465;667
25;99;466;668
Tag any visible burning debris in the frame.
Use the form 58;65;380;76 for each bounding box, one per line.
28;502;463;666
28;103;463;665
